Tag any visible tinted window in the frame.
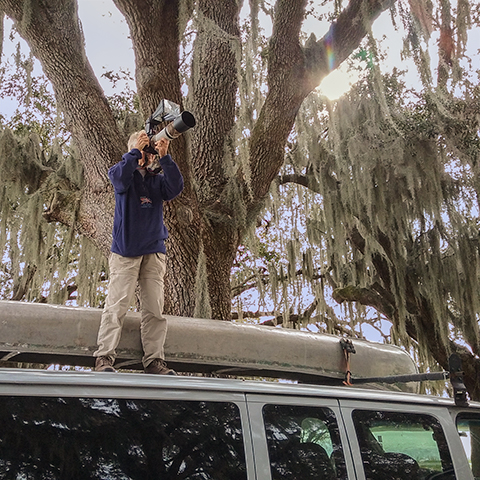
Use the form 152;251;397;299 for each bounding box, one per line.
456;414;480;479
0;396;247;479
263;404;347;479
353;410;456;480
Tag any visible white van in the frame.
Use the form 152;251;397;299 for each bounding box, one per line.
0;301;479;479
0;368;479;479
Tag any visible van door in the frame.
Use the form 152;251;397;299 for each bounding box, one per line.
246;394;357;479
339;399;473;480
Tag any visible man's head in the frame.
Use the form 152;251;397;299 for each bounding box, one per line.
128;131;156;168
127;131;143;152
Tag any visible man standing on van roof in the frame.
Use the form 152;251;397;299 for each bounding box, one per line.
94;130;184;374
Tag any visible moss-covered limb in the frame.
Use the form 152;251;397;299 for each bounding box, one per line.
278;173;322;193
333;284;396;318
258;298;319;327
113;0;182;105
232;264;325;299
331;267;480;399
231;271;269;299
347;226;442;319
189;0;242;208
453;347;480;402
0;0;123;177
41;188;80;226
13;270;79;304
405;302;480;401
247;2;311;210
0;128;54;191
304;0;394;87
0;125;107;305
268;0;308;76
348;226;395;296
0;1;124;300
0;128;82;230
247;0;397;224
39;164;82;228
259;307;371;338
337;221;480;347
11;263;36;301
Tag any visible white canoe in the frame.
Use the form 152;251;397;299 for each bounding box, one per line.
0;300;417;386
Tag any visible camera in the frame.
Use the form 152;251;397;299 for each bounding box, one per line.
144;100;196;154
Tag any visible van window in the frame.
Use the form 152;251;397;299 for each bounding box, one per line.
352;410;456;480
0;396;247;479
456;414;480;479
263;404;347;480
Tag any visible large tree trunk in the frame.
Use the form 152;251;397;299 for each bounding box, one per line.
112;0;202;316
0;0;396;321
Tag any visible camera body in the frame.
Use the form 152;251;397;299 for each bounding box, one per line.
144;100;196;154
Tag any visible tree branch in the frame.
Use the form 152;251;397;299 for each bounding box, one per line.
231;267;325;299
248;0;394;221
332;284;396;318
0;0;124;168
278;173;322;193
304;0;395;87
261;298;320;326
0;0;124;253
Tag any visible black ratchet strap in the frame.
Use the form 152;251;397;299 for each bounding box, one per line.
340;338;356;386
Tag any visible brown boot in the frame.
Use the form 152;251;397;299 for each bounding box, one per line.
144;359;177;375
95;356;116;372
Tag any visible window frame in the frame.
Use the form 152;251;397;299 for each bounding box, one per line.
454;411;480;480
0;384;256;480
245;394;356;480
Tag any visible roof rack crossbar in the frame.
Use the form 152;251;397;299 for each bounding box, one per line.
350;371;449;385
1;351;21;362
349;353;468;407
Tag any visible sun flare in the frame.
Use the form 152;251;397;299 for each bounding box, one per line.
318;69;358;100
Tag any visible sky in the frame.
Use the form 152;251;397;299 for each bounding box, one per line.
1;0;479;115
0;0;442;110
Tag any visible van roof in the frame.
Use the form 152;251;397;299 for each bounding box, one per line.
0;367;474;410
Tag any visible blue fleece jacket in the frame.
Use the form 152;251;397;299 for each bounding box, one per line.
108;148;184;257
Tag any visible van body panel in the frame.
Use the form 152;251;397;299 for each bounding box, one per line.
0;372;254;479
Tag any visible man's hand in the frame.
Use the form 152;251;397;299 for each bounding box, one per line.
155;138;170;157
135;132;150;151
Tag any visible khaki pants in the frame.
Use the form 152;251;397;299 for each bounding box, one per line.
94;252;167;368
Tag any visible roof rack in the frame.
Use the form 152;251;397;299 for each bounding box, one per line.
354;362;468;406
338;340;468;407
